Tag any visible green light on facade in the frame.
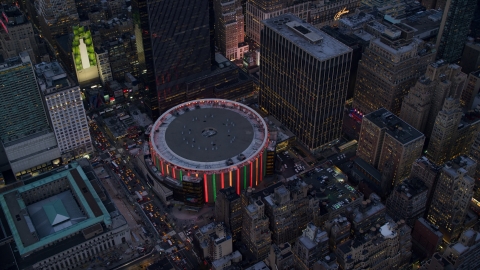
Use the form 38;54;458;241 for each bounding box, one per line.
180;170;183;182
244;166;247;189
213;174;217;201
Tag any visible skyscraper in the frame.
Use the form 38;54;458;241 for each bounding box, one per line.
426;155;475;242
35;61;93;161
0;5;38;63
400;60;467;136
426;98;463;165
435;0;477;63
357;108;425;189
386;177;428;226
213;0;248;60
352;24;434;115
139;0;213;119
399;76;436;134
459;42;480;75
0;53;60;179
34;0;79;47
461;70;480;110
215;187;243;242
259;14;352;151
242;198;271;261
427;98;480;165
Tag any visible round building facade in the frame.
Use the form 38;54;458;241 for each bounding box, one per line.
149;99;269;204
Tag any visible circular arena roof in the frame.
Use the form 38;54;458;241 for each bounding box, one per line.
150;99;269;172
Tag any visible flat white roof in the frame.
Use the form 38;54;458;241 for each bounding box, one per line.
262;14;352;61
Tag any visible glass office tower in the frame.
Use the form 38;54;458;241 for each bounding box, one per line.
436;0;477;63
136;0;213;119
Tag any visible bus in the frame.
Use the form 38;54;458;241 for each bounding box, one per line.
111;161;119;168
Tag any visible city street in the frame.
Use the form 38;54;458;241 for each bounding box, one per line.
89;116;202;269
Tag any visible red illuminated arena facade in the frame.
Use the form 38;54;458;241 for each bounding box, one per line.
149;99;269;203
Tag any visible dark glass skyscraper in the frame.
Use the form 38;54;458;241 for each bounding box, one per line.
435;0;477;63
137;0;213;119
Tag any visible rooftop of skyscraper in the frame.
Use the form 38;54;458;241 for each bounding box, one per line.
262;14;352;61
365;108;424;145
0;4;28;27
34;61;73;93
218;187;240;201
444;155;476;176
339;12;375;29
393;178;428;199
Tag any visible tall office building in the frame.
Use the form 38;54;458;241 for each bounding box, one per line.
459;42;480;75
213;0;248;60
427;98;480;165
386;177;428;226
410;156;442;213
0;53;60;179
34;0;79;48
426;155;475;242
35;61;93;161
242;198;272;261
357;108;425;189
461;70;480;110
435;0;477;63
427;98;463;164
138;0;213;119
215;187;243;241
424;61;467;138
399;77;436;134
259;14;352;151
0;5;38;63
400;60;467;136
352;24;434;115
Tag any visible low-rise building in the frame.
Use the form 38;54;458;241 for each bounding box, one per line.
0;160;131;270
